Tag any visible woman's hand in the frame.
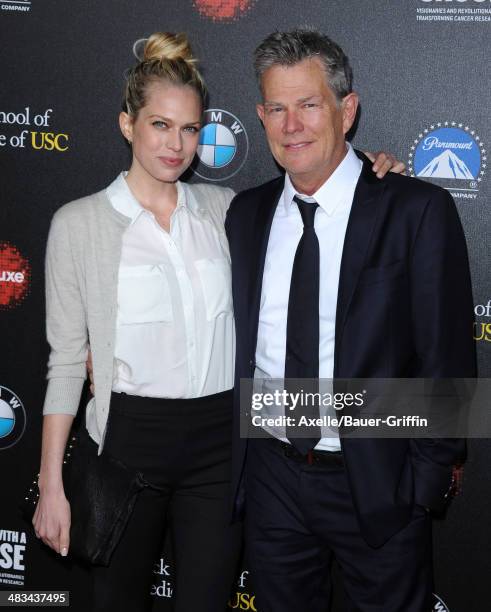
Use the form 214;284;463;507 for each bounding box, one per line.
33;484;71;556
364;151;406;178
35;414;75;557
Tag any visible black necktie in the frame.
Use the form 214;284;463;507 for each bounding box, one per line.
285;196;321;454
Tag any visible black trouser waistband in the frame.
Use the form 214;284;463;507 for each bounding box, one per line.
110;389;233;417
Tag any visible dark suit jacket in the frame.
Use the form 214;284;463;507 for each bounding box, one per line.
225;155;476;547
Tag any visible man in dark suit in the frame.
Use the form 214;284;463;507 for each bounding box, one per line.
225;29;476;611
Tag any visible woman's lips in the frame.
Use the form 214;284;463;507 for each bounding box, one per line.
158;156;184;167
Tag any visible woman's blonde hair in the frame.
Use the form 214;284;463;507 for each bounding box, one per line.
123;32;207;117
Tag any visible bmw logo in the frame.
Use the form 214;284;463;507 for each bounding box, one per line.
193;109;249;181
0;386;26;450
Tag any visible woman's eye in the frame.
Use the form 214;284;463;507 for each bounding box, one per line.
152;121;166;128
183;126;199;133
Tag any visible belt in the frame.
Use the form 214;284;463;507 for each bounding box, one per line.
272;438;344;467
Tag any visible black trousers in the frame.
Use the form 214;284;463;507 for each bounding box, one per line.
90;390;242;612
245;438;433;612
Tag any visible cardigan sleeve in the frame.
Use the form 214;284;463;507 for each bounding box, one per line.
43;208;88;416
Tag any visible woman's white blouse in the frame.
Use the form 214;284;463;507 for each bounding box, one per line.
106;173;235;399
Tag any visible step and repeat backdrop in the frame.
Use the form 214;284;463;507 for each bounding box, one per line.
1;1;490;610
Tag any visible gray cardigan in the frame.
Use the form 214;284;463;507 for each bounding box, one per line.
43;181;235;453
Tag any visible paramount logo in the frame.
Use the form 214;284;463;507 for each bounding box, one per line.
422;136;473;152
408;123;485;192
417;149;474;180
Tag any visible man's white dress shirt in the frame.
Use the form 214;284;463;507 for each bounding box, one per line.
255;144;362;450
107;173;235;399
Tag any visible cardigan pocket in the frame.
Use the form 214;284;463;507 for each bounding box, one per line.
117;264;173;324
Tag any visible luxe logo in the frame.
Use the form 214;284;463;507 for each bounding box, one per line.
0;272;24;283
0;243;31;309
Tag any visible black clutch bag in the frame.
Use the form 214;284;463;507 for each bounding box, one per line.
21;426;148;566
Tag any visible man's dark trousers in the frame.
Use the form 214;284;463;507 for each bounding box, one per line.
245;437;432;611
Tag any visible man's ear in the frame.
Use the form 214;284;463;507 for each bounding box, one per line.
341;92;359;136
256;103;265;125
119;111;134;143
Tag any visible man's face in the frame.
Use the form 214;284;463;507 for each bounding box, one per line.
257;58;358;194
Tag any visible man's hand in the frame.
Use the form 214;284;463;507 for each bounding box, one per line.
87;349;94;395
364;151;406;178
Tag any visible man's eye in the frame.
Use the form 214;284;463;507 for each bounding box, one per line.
303;103;317;109
267;107;283;114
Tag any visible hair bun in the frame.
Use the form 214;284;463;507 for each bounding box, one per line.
143;32;196;64
124;31;206;117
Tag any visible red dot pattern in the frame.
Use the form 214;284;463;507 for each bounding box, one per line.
0;242;31;309
193;0;257;21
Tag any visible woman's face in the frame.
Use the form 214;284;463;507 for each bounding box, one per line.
120;81;202;184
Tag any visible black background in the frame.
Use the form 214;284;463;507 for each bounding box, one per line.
1;1;490;610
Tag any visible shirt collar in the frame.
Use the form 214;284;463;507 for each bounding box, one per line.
106;172;194;225
283;142;362;217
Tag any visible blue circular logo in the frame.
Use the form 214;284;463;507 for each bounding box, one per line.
409;123;485;194
0;399;15;437
192;109;249;181
414;127;480;179
198;122;237;168
0;386;26;450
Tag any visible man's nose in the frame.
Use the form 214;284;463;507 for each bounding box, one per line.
283;109;303;134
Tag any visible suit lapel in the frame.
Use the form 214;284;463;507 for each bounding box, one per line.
248;178;283;345
334;160;386;374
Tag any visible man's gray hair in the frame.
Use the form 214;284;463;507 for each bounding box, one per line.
253;29;353;101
